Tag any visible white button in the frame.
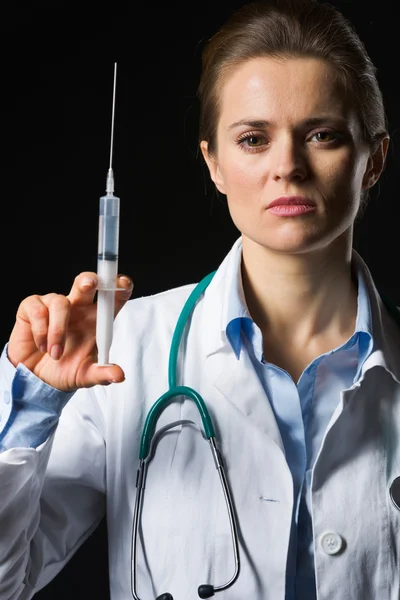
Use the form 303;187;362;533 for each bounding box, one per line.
4;391;10;405
320;531;343;555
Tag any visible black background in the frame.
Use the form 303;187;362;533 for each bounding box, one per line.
2;0;399;598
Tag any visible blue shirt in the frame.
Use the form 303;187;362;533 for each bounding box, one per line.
0;246;374;599
0;355;74;451
223;244;373;599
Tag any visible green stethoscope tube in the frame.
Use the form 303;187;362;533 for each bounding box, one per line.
139;385;215;460
168;271;217;389
139;270;217;460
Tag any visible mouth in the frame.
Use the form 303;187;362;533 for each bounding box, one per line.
268;196;316;208
267;195;317;217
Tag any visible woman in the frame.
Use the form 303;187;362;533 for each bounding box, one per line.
0;1;398;599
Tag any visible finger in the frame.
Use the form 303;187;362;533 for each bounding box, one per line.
67;272;99;306
16;295;50;353
17;293;71;355
114;274;134;316
46;294;73;359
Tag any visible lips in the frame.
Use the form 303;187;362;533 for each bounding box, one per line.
268;196;315;208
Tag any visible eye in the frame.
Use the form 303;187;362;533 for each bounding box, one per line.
244;135;264;147
236;132;267;152
311;130;342;143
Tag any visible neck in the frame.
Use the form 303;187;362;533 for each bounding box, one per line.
241;233;358;348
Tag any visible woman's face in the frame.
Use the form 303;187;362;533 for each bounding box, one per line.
201;56;381;255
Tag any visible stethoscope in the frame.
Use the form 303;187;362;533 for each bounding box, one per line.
130;270;400;600
130;270;239;600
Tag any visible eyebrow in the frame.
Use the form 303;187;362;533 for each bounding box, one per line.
227;116;349;131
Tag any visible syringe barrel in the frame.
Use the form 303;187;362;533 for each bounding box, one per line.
97;193;120;262
96;192;120;365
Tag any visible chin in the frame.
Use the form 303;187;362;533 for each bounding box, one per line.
250;231;324;255
261;216;344;249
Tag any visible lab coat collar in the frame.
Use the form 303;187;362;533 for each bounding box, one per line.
198;238;285;450
201;237;400;383
351;250;400;383
201;236;242;357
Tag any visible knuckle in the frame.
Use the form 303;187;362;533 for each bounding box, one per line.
32;326;49;339
49;326;66;339
20;293;41;308
41;292;66;305
49;293;69;308
30;303;49;320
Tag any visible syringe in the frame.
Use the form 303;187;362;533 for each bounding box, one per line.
96;62;120;366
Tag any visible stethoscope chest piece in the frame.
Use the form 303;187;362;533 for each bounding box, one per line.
389;476;400;510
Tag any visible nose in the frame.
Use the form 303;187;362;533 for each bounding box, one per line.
271;135;308;182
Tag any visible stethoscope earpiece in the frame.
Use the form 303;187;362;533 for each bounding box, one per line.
155;585;215;600
155;585;215;599
198;584;215;598
389;476;400;511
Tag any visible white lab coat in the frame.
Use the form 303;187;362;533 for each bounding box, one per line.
0;238;399;600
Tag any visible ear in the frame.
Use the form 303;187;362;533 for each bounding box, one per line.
362;135;390;190
200;141;227;194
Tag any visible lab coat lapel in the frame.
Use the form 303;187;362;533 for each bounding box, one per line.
193;237;285;450
209;348;285;452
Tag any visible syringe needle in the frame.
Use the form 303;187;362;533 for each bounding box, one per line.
96;62;120;366
109;62;117;170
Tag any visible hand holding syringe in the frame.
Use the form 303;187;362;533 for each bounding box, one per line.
6;61;132;389
96;62;122;366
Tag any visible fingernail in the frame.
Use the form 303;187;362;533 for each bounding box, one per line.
118;276;133;288
50;345;62;360
81;276;96;289
39;344;47;354
101;376;124;385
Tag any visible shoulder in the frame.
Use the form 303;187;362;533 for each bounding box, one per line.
109;281;203;376
113;282;198;335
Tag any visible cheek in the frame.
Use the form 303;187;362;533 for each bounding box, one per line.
315;150;364;192
315;153;365;223
219;154;267;199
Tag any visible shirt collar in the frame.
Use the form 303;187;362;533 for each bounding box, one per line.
199;238;400;384
224;242;252;359
223;240;374;362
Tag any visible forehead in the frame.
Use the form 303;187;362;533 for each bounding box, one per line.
217;56;355;127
